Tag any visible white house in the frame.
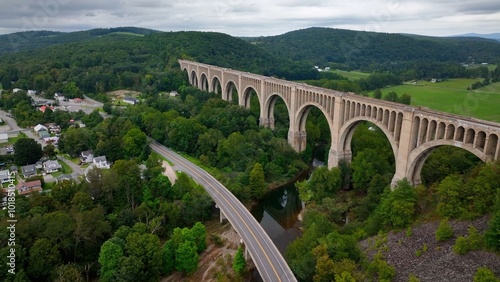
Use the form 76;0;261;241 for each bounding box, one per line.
123;96;138;105
34;124;48;132
28;90;37;96
80;150;94;163
54;93;65;101
43;160;62;173
93;156;110;169
169;91;179;97
13;88;22;93
0;169;11;183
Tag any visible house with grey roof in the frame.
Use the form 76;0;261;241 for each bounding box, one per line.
21;164;37;178
43;160;62;173
93;156;110;169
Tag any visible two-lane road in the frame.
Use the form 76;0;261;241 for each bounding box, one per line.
149;140;297;282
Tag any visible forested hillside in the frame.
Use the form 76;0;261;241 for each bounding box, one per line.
0;27;159;55
0;29;317;100
245;27;500;70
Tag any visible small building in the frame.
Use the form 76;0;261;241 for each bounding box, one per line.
54;93;65;101
73;98;83;103
43;160;62;173
16;180;42;195
35;161;43;170
123;96;138;105
93;156;110;169
80;150;94;163
0;133;8;143
9;165;18;174
21;164;37;178
13;88;23;93
34;124;48;132
28;90;37;96
39;131;51;139
0;169;11;183
169;91;179;97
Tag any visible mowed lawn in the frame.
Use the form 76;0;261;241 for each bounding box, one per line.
331;69;371;80
376;79;500;123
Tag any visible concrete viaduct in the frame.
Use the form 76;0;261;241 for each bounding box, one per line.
179;59;500;186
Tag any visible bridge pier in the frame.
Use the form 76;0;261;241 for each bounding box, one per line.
288;131;307;152
327;149;352;169
216;205;227;223
259;117;275;129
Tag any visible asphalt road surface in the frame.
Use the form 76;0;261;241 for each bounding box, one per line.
149;140;297;282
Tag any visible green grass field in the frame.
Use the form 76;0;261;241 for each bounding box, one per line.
330;69;371;80
375;79;500;122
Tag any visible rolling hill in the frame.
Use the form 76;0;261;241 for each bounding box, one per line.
244;27;500;69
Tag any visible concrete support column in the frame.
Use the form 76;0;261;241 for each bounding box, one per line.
483;137;490;156
259;117;275;128
391;110;416;188
288;131;307;152
496;141;500;160
327;149;352;168
215;205;226;223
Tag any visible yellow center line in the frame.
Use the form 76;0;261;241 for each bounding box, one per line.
151;143;285;282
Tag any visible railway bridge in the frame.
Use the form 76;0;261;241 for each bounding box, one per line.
179;59;500;186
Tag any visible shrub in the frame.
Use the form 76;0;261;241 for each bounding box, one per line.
406;226;413;237
473;266;500;282
367;253;396;281
453;226;484;255
435;219;454;241
453;236;469;255
485;210;500;251
409;273;421;282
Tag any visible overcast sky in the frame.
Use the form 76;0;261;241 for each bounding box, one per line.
0;0;498;37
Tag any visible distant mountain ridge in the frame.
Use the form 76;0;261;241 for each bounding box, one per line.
452;33;500;41
0;27;160;55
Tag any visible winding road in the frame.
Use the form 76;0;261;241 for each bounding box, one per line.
149;140;297;282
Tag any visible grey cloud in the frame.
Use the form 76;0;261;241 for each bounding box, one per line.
0;0;498;37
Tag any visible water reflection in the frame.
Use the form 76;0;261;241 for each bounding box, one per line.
251;183;303;255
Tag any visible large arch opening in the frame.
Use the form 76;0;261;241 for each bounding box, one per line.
264;94;290;139
409;142;483;186
340;120;396;192
200;73;209;91
211;76;222;94
295;105;332;166
242;87;260;117
224;81;238;103
190;70;198;87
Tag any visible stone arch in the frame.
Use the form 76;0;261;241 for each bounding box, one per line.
190;70;198;87
338;116;399;164
407;140;487;185
263;93;292;129
242;86;260;109
293;102;333;134
485;133;499;158
291;102;333;152
211;76;222;94
223;80;238;102
200;73;209;91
